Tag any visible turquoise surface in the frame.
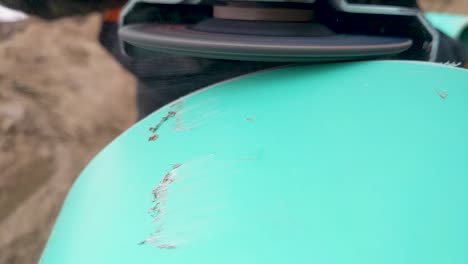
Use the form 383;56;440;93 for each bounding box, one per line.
426;12;468;44
41;61;468;263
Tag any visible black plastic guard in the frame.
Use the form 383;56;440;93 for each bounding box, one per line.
120;23;412;62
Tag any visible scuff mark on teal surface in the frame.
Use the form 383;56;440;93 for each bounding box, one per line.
139;164;182;249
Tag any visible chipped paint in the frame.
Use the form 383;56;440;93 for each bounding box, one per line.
140;155;219;249
147;111;177;141
149;111;176;133
140;164;182;249
148;134;159;141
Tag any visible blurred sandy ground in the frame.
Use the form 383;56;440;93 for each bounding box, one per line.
421;0;467;12
0;15;136;263
0;1;467;263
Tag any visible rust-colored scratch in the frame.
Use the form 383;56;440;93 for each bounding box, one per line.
148;111;177;141
149;111;177;133
148;134;159;141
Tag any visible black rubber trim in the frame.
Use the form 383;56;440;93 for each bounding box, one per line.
120;23;413;62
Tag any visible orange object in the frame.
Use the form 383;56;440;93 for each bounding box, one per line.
104;7;122;23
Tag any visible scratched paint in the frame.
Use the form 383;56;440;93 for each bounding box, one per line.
434;89;449;100
140;155;229;250
170;100;185;131
147;111;177;141
140;163;182;248
178;109;220;131
170;97;221;131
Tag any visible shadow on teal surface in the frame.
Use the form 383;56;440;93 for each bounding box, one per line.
41;61;468;264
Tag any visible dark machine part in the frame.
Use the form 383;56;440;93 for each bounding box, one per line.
324;0;436;61
119;0;436;62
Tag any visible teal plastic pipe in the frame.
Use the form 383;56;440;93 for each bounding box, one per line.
426;12;468;44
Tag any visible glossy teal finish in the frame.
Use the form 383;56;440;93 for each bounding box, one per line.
426;12;468;44
41;61;468;264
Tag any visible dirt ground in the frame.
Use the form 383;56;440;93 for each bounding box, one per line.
0;15;135;263
0;1;467;263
